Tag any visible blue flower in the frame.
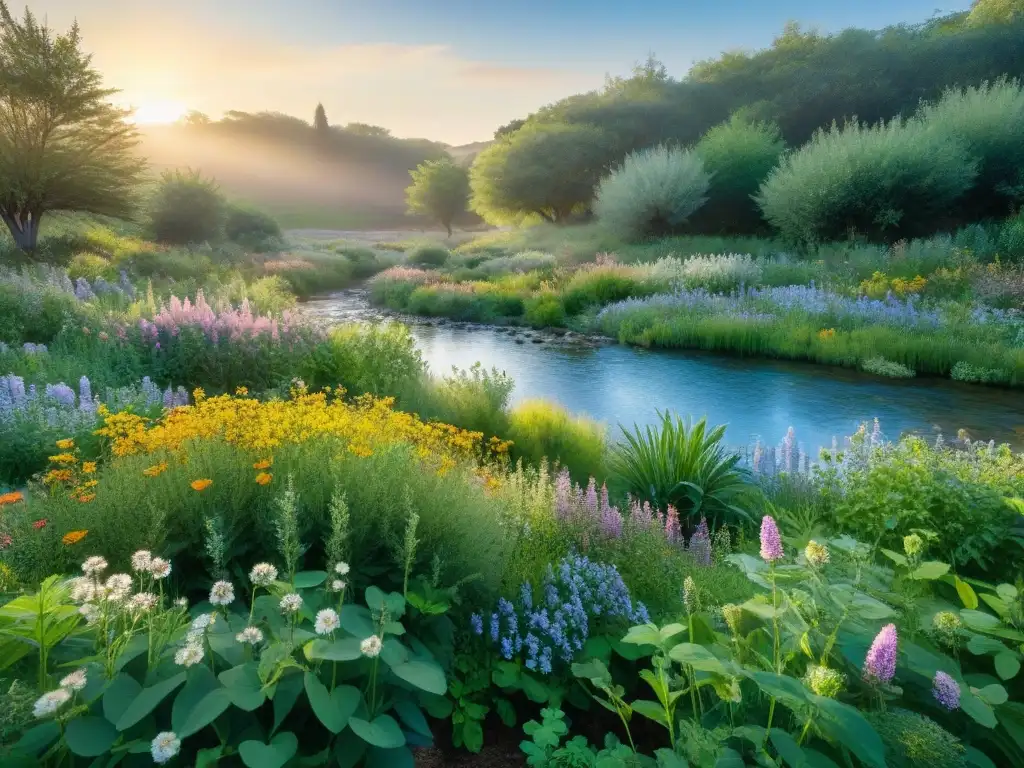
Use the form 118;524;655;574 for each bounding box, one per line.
470;613;483;636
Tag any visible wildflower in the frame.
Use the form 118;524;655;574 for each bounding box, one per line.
334;562;350;576
32;519;47;530
759;516;784;562
55;438;75;450
683;576;697;613
174;597;188;609
149;558;172;580
804;666;845;698
142;462;168;478
209;580;235;606
314;608;341;635
0;532;10;549
903;534;923;557
933;611;961;635
48;453;77;465
932;671;961;711
77;493;96;503
33;689;71;718
70;577;97;602
330;579;346;592
721;603;743;635
255;472;273;486
60;668;88;692
470;613;484;635
664;505;682;544
687;517;712;566
804;540;830;568
863;623;899;685
78;603;100;624
128;592;158;613
62;529;88;545
0;490;23;506
105;574;133;600
174;643;204;667
131;550;153;572
253;458;273;470
280;593;303;614
82;462;97;474
190;478;212;492
82;556;108;576
151;732;181;764
236;626;265;645
360;635;383;658
249;562;278;587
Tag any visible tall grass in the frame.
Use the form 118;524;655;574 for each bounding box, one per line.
507;399;608;484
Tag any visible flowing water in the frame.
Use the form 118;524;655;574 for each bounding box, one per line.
303;291;1024;452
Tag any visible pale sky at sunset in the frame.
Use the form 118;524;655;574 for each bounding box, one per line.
24;0;972;144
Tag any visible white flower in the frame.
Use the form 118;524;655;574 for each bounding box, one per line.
128;592;158;613
81;556;108;577
151;731;181;764
280;593;303;614
330;579;346;592
360;635;383;658
149;557;171;580
105;574;133;602
236;626;264;645
249;562;278;587
209;580;235;606
190;613;215;632
69;577;97;603
60;668;87;692
334;562;350;576
33;689;71;718
174;643;204;667
131;550;153;572
314;609;340;635
78;603;100;624
174;597;188;609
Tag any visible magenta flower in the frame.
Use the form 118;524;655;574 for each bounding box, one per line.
759;515;784;562
932;671;960;711
863;623;898;685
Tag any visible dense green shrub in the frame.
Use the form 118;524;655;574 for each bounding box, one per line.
408;244;451;266
692;116;786;233
561;264;652;315
524;293;567;328
0;280;83;345
507;400;607;483
420;364;513;440
593;145;710;241
756;119;977;243
147;170;227;245
223;204;281;247
66;252;111;280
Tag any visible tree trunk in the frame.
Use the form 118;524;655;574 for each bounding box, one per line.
1;210;42;252
443;220;453;238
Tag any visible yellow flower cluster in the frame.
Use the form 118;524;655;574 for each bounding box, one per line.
42;439;98;502
96;390;491;466
817;328;836;341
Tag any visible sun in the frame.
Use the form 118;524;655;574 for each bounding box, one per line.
130;100;188;125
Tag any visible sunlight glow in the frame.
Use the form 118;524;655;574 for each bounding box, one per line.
129;100;188;125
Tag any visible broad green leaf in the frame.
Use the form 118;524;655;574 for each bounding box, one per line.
391;659;446;695
172;666;233;738
102;674;142;725
380;638;410;667
955;576;979;610
742;599;779;620
770;728;806;767
339;605;376;640
799;632;813;659
113;634;150;672
491;662;520;688
813;697;885;768
976;683;1009;707
631;699;669;726
293;570;327;588
303;672;359;733
750;672;809;711
655;748;689;768
65;717;118;757
849;592;895;620
802;749;841;768
116;672;187;731
393;699;431;737
879;548;908;567
964;746;998;768
996;583;1019;602
961;610;1001;631
12;721;60;756
197;746;225;767
968;634;1007;656
520;672;550;704
366;746;416;768
994;652;1020;681
333;728;368;768
669;642;728;674
910;561;950;581
271;670;305;734
304;637;362;662
572;658;612;688
495;697;516;727
219;662;266;711
621;623;662;647
239;731;299;768
349;714;406;749
961;690;998;728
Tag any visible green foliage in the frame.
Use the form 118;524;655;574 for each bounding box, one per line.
865;709;967;767
470;123;614;224
756;119;977;243
419;363;513;440
407;244;451;267
967;0;1024;26
224;205;282;247
0;276;84;345
508;400;607;484
593;145;710;241
692;116;786;233
148;170;227;245
859;357;916;379
611;412;755;527
524;293;567;328
406;158;470;236
0;4;145;250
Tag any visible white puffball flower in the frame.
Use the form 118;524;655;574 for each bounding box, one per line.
190;613;215;632
78;603;100;624
131;550;153;572
330;579;346;592
174;643;204;667
174;597;188;609
151;731;181;765
149;557;172;580
249;562;279;587
236;626;265;645
279;593;303;614
105;574;133;602
209;580;235;606
60;668;87;692
128;592;158;613
33;689;71;718
81;556;108;577
360;635;383;658
334;562;350;576
69;577;97;603
314;609;340;635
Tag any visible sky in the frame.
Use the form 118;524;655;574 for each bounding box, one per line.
24;0;974;144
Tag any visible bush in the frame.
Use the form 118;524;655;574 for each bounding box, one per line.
860;357;916;378
561;262;652;315
408;244;451;267
648;254;764;293
756;119;977;243
524;293;567;328
507;400;607;483
0;273;83;345
593;145;710;241
66;252;111;280
148;169;227;245
224;204;281;246
692;116;786;233
999;210;1024;261
419;364;514;440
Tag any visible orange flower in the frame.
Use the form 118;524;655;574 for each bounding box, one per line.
77;493;96;503
190;479;213;492
235;386;249;396
44;469;74;484
142;462;168;478
62;530;88;545
55;439;75;450
255;472;273;486
82;462;97;474
48;453;78;465
252;458;273;470
0;491;23;506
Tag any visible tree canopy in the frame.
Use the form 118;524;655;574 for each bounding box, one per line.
405;158;469;236
0;3;145;250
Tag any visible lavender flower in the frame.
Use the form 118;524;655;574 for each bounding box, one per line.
688;517;711;566
932;671;960;711
664;505;682;544
863;623;898;685
470;613;483;635
759;515;784;562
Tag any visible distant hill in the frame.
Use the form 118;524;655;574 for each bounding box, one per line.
446;140;494;164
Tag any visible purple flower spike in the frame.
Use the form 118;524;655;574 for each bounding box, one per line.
664;505;682;544
863;623;898;685
932;671;960;711
759;515;784;562
688;517;711;566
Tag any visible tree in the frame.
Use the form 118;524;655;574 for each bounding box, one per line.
314;102;329;133
344;122;391;137
405;158;469;237
147;169;226;245
469;123;613;224
0;3;145;251
967;0;1024;26
493;118;526;139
